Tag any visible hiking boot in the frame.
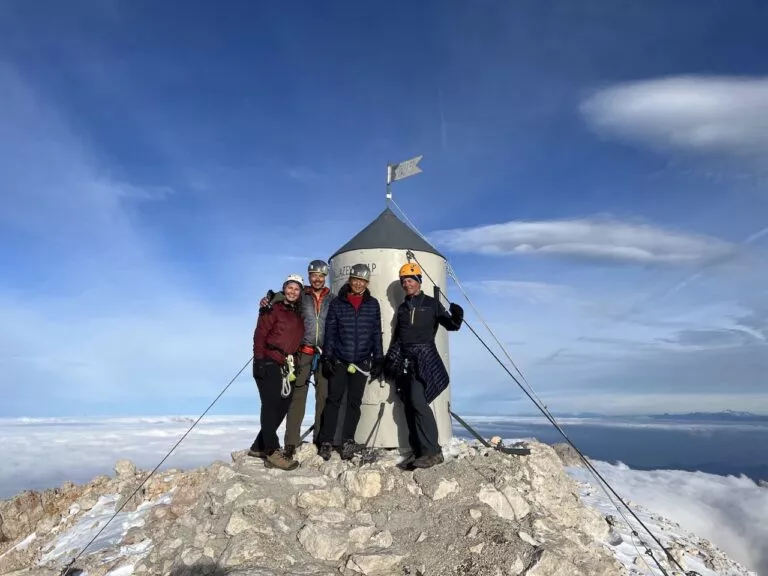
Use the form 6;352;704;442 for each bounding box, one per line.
411;452;444;469
283;444;296;459
264;451;299;471
247;448;266;458
397;453;417;471
341;440;366;461
318;442;333;461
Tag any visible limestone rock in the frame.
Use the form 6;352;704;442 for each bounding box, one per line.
432;478;460;501
477;484;531;521
297;522;349;561
347;551;407;574
114;459;137;478
296;487;346;510
342;470;381;498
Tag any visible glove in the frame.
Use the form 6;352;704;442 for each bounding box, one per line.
258;290;277;314
449;302;464;323
253;359;267;380
383;355;397;380
369;358;384;380
321;355;336;379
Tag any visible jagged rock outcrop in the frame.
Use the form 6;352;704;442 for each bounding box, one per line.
0;439;754;576
551;442;585;468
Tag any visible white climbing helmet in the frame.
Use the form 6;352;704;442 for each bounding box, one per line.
283;274;304;290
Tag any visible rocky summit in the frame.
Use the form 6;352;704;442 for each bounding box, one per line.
0;439;751;576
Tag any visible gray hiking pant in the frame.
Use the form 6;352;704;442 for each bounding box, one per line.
284;351;328;447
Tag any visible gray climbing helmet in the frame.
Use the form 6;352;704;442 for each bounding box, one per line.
349;263;371;282
307;259;329;276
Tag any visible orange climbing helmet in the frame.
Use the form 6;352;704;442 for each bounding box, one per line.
399;262;422;283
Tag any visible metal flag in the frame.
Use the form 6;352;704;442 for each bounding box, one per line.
387;155;423;184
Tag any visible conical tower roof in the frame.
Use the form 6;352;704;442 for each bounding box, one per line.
330;207;444;260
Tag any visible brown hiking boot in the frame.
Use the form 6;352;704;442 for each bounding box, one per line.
265;451;299;471
247;448;266;458
411;452;444;469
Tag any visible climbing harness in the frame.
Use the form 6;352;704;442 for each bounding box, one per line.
280;354;297;398
346;361;371;377
391;199;701;576
58;357;255;576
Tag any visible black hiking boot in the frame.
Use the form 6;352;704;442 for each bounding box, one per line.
283;444;296;459
247;446;266;459
341;440;366;460
397;453;417;471
411;452;444;469
318;442;333;461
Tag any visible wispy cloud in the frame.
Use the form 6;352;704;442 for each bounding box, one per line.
580;75;768;172
462;280;574;303
0;65;298;415
430;217;735;266
662;327;765;347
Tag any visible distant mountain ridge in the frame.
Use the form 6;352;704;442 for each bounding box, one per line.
526;409;768;421
647;410;768;422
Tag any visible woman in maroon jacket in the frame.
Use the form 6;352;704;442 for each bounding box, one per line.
249;273;306;470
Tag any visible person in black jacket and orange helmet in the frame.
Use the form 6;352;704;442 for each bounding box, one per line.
384;262;464;469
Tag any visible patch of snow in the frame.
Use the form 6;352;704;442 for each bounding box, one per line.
105;562;137;575
102;538;153;563
0;532;38;561
38;491;170;568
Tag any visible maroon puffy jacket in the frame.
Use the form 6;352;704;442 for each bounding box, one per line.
253;301;305;365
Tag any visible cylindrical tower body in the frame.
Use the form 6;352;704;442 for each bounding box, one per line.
327;208;453;450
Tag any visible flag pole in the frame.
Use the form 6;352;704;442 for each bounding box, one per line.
386;161;392;208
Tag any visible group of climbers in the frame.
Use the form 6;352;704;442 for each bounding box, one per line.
249;258;463;471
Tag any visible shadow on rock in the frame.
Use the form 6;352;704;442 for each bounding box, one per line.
167;562;232;576
168;562;278;576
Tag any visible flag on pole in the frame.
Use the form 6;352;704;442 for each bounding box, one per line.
387;155;423;185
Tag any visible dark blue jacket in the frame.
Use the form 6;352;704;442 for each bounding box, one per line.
323;284;384;365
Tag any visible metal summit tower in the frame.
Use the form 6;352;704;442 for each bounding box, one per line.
327;157;453;450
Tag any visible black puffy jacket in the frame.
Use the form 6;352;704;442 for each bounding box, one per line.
322;285;384;365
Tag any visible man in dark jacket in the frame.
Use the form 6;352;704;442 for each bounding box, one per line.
317;263;384;460
385;262;464;469
259;259;334;458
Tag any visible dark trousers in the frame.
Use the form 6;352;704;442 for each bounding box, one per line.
284;352;329;447
317;365;367;445
252;362;293;453
400;374;440;457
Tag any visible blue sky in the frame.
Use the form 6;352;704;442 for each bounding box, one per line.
2;0;768;417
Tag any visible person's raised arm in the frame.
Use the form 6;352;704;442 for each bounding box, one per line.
436;299;463;331
259;289;283;310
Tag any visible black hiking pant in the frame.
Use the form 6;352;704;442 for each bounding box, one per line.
252;361;293;454
317;364;367;445
400;373;440;457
